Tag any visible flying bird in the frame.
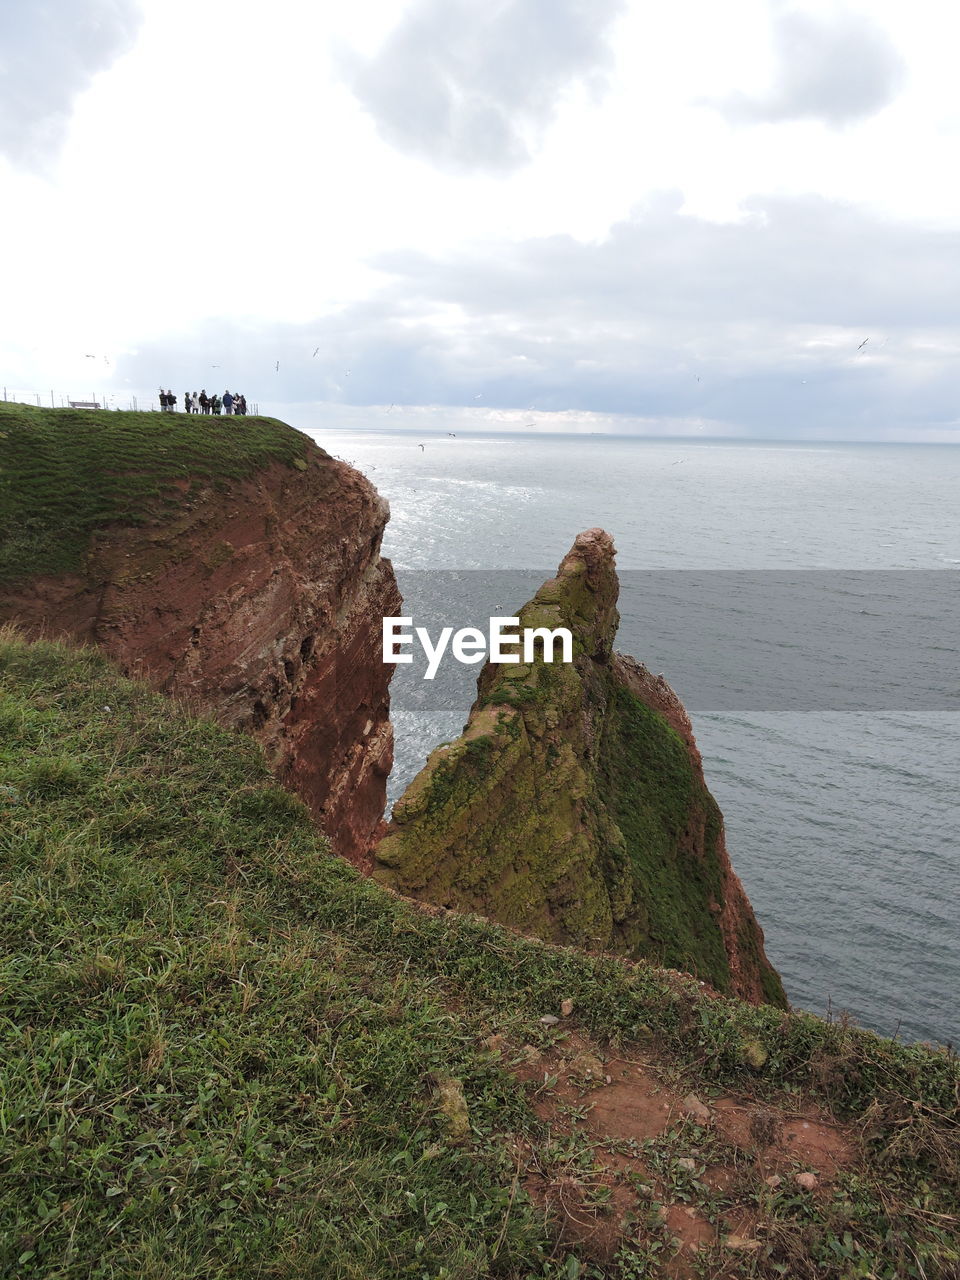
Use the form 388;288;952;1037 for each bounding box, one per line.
418;443;425;451
856;338;870;352
312;347;320;357
275;361;280;372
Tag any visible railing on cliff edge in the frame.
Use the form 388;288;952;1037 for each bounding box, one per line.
2;388;260;415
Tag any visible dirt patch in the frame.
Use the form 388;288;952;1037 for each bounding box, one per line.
663;1201;716;1254
496;1027;860;1270
586;1056;677;1143
712;1096;853;1177
526;1170;638;1263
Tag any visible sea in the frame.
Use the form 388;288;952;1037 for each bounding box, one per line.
302;426;960;1048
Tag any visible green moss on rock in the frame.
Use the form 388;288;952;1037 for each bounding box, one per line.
375;529;786;1007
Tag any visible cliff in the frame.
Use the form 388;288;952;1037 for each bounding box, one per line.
375;529;785;1006
3;633;956;1280
0;403;400;862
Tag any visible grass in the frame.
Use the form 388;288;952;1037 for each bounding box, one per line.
597;682;733;994
0;403;311;585
1;632;958;1278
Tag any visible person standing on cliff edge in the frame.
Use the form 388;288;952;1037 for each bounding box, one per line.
222;390;234;415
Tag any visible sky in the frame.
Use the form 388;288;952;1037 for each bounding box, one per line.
2;0;959;439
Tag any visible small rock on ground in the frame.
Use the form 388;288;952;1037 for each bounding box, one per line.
568;1051;604;1081
681;1093;712;1124
725;1235;761;1251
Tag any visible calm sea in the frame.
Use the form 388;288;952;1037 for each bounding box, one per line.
304;426;960;1047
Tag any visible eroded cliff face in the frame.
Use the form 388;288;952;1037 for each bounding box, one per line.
375;529;785;1006
2;436;400;864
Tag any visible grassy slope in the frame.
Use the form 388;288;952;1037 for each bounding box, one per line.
0;403;310;585
1;634;958;1279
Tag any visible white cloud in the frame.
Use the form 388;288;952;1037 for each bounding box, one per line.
0;0;143;170
103;195;960;438
2;0;959;439
339;0;626;172
714;6;906;127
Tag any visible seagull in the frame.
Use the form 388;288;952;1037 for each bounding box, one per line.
474;393;483;400
856;338;870;352
418;443;425;451
275;361;280;372
312;347;320;357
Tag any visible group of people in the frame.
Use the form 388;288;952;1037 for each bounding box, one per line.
158;389;249;415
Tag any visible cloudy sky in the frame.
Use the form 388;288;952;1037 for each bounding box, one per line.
2;0;959;439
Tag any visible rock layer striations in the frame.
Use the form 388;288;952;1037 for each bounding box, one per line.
375;530;785;1006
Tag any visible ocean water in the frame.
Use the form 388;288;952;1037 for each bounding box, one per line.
305;427;960;1047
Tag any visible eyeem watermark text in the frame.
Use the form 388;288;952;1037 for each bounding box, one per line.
383;617;573;680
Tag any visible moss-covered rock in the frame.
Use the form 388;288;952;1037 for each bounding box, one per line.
375;529;786;1007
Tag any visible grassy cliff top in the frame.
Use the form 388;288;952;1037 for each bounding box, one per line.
0;403;312;585
1;633;957;1279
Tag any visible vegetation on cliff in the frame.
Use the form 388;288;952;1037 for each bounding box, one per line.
0;403;311;585
376;531;785;1007
3;633;957;1279
0;403;399;864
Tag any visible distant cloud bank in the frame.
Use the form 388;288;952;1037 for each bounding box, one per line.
117;194;960;440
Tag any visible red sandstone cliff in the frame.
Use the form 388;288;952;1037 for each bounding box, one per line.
2;441;400;864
